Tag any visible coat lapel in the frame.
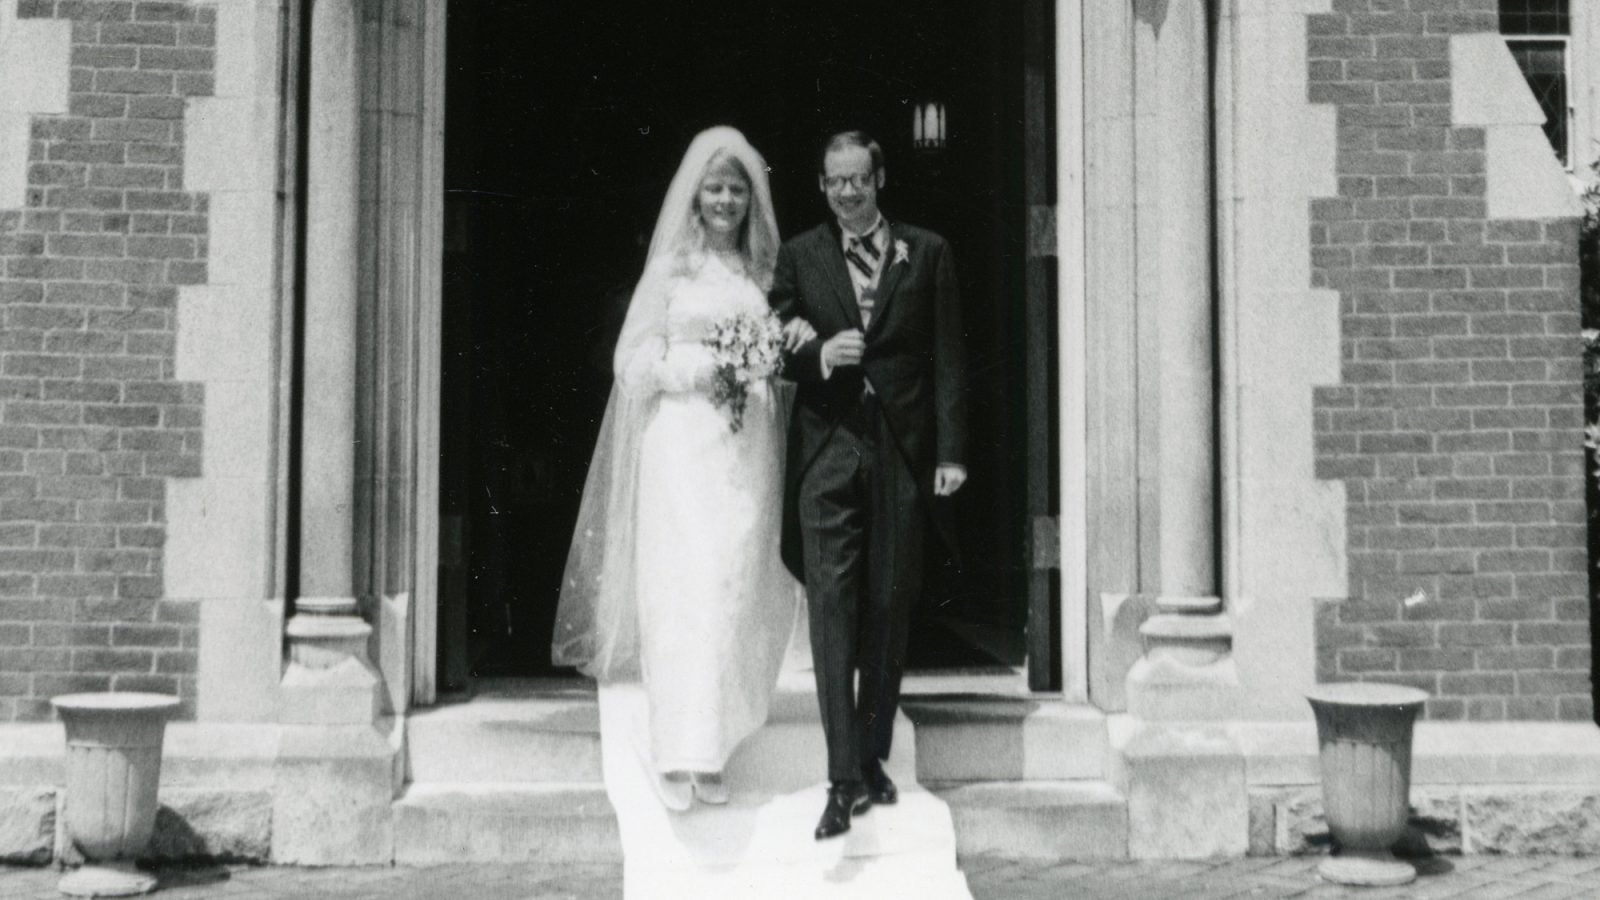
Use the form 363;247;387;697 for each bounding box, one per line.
818;225;864;330
867;222;909;336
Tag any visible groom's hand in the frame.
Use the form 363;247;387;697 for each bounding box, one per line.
781;317;817;352
934;464;967;496
820;329;864;374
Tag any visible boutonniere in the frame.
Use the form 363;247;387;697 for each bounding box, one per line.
893;239;910;266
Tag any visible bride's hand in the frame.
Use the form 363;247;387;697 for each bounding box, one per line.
781;318;817;351
657;344;718;394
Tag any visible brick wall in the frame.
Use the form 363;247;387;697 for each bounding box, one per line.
1307;1;1591;720
0;0;211;721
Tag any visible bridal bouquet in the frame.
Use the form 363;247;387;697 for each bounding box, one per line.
703;311;786;432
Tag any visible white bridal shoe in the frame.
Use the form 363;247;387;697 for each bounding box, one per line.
692;771;729;805
655;771;694;812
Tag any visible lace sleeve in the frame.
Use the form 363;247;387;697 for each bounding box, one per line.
613;260;671;395
614;260;713;396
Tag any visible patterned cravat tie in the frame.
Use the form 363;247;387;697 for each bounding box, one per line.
845;228;882;281
844;235;883;277
846;226;883;328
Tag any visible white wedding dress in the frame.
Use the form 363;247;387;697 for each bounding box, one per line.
554;252;799;775
630;256;799;770
553;126;799;775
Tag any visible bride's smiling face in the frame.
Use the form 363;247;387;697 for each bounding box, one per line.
696;155;751;240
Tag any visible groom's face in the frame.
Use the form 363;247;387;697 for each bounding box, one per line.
820;145;883;232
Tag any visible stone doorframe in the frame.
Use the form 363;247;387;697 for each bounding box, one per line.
383;3;1103;708
298;0;1243;713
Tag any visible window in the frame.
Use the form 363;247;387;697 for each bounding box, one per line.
1501;0;1572;167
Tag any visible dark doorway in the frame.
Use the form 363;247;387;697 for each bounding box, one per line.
438;1;1038;684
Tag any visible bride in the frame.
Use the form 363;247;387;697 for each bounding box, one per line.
552;126;807;810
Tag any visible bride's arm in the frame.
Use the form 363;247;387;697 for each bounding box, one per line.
613;261;712;396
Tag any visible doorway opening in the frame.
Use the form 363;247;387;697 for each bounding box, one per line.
437;1;1048;686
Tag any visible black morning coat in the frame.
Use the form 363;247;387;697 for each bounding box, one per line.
769;218;969;581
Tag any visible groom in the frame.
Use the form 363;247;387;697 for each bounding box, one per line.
771;131;968;840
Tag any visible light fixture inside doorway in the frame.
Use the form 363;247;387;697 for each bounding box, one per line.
912;101;946;151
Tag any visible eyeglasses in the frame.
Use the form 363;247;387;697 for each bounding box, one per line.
821;173;876;193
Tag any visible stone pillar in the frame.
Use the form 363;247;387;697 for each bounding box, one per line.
1124;0;1236;722
298;0;360;619
281;0;379;727
1144;0;1215;599
1103;0;1248;861
1133;0;1218;602
270;0;394;866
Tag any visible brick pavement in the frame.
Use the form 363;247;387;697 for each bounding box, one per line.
5;855;1600;899
965;855;1600;899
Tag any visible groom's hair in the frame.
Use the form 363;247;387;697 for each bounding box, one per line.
820;130;884;175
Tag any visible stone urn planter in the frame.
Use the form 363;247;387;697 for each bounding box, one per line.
52;692;180;897
1305;682;1428;887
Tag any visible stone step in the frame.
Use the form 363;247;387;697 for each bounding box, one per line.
392;783;620;864
904;697;1108;782
931;780;1129;860
404;682;601;784
397;673;1119;875
598;681;970;897
720;674;920;792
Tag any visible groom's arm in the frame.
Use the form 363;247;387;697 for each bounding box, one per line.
933;237;968;473
770;242;826;383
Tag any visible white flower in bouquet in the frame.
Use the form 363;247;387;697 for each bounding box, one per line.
703;311;786;431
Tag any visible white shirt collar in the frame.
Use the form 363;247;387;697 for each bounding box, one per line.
840;214;886;244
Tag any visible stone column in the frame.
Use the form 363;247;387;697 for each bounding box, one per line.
1126;0;1235;720
298;0;360;618
1149;0;1215;599
1114;1;1247;862
281;0;379;726
270;0;394;866
1133;0;1217;602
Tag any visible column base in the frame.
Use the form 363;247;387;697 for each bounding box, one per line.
1140;604;1230;666
1153;595;1221;616
1125;653;1243;721
285;613;370;668
281;613;380;725
280;659;379;725
1125;600;1240;721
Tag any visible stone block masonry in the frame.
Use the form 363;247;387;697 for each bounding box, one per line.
1308;2;1590;721
0;0;212;722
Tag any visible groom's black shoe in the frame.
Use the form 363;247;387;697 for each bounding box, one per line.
862;759;898;806
814;780;871;840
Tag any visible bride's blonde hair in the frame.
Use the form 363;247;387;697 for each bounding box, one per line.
646;128;780;290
